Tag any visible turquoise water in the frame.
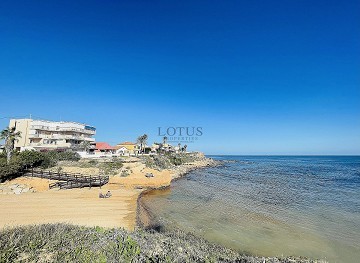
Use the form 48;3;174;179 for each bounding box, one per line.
141;156;360;262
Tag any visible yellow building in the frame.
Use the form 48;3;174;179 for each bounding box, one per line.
9;118;96;151
114;141;139;155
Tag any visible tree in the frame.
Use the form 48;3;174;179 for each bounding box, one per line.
0;126;21;164
80;141;92;153
183;144;188;152
157;143;163;155
136;134;148;154
17;150;45;168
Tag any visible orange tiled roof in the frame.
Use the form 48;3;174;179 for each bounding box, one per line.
95;142;115;150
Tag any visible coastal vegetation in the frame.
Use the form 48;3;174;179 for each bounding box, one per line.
0;126;21;164
46;158;125;176
0;150;80;182
136;134;148;154
143;152;208;170
0;223;317;263
99;159;124;175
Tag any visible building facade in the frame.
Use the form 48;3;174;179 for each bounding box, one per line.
9;119;96;151
115;142;140;155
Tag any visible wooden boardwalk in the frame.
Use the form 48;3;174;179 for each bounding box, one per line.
25;169;109;190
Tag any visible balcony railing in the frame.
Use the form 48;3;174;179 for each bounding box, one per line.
28;142;71;147
30;125;96;135
28;134;40;138
28;133;95;141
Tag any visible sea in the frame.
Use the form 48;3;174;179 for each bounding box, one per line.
140;156;360;263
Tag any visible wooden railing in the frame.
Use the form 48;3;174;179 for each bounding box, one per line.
25;169;109;190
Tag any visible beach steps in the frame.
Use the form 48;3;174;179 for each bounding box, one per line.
25;169;109;190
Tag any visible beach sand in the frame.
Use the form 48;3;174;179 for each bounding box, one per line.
0;177;141;230
0;166;171;230
0;155;215;231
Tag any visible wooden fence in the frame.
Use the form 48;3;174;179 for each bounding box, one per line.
26;169;109;190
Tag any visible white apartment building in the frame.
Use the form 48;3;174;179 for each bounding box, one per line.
9;119;96;151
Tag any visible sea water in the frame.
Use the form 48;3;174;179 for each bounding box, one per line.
141;156;360;262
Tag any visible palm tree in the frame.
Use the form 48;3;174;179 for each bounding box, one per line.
80;141;92;153
183;144;188;153
142;134;148;153
0;126;22;164
136;134;148;154
157;143;163;155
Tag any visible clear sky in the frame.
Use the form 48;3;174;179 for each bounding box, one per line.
0;0;359;155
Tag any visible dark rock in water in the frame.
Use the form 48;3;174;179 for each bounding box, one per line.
146;223;166;233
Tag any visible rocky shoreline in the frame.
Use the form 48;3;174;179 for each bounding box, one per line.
136;153;221;229
170;153;222;180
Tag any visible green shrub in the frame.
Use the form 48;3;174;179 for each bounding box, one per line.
0;152;6;159
89;160;98;165
41;151;80;166
0;151;43;182
143;155;172;170
17;150;47;168
0;223;314;263
170;156;183;166
143;153;198;170
0;159;23;181
0;150;81;182
99;160;123;175
120;169;130;177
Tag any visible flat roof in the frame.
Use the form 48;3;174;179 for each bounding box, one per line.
11;118;95;128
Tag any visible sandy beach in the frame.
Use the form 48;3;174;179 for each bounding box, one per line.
0;177;141;230
0;155;216;231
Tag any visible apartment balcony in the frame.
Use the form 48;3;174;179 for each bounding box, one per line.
59;128;96;135
62;135;94;141
30;125;96;135
28;134;41;138
82;129;96;135
28;142;72;148
82;137;96;142
30;125;51;130
28;133;95;142
54;135;95;141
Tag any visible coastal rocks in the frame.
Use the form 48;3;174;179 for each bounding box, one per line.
13;188;22;195
171;156;221;180
0;183;36;195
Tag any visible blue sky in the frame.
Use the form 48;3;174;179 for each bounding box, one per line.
0;0;359;155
